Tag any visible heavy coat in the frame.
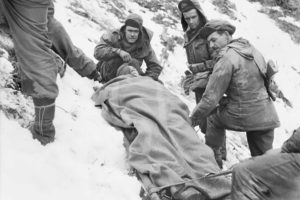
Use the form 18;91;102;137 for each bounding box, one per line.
181;0;211;65
180;0;213;101
191;38;280;131
94;25;162;82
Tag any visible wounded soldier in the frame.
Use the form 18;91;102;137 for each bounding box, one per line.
92;64;231;200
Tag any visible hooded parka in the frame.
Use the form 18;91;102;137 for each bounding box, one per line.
94;14;162;82
191;38;280;155
180;0;212;66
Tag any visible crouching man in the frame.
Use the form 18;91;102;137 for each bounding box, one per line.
94;13;162;83
232;127;300;200
190;20;280;168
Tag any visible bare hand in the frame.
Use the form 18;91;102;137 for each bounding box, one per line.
119;50;132;62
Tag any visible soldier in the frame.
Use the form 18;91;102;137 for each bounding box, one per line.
178;0;228;163
232;127;300;200
190;20;280;168
0;0;101;145
94;13;162;83
178;0;214;133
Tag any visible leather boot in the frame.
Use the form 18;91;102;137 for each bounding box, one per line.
30;100;56;145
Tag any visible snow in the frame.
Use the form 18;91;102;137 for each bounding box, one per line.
1;0;300;199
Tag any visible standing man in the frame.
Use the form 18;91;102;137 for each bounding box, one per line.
190;20;280;168
94;13;163;83
178;0;214;134
0;0;101;145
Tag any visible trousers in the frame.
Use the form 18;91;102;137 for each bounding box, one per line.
0;0;59;99
205;112;274;157
232;153;300;200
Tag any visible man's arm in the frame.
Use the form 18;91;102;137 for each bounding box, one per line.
281;127;300;153
143;45;163;80
94;32;122;61
190;57;233;123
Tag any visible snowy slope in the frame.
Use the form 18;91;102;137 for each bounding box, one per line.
1;0;300;199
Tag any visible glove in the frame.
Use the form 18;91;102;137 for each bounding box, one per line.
181;70;194;95
118;49;132;62
87;70;102;83
189;116;197;127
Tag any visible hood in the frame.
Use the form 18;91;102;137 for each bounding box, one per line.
227;38;254;60
227;38;267;74
179;0;207;32
121;13;143;32
120;13;153;45
120;25;153;50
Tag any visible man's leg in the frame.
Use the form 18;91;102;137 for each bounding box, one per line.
246;129;274;156
205;113;226;168
232;153;300;200
1;0;58;145
47;4;96;77
194;88;208;134
195;88;227;160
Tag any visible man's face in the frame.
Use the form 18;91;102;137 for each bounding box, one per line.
183;9;200;30
125;26;140;44
207;31;230;54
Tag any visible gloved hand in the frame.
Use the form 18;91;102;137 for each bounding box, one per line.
118;49;132;62
189;104;204;127
87;70;102;83
189;116;197;127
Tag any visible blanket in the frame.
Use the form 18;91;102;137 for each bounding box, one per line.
92;75;231;199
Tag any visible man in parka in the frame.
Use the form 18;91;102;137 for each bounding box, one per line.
94;13;163;83
190;20;280;168
178;0;215;132
0;0;101;145
178;0;228;162
232;127;300;200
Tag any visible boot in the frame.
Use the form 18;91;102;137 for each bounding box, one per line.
30;99;56;145
212;147;223;169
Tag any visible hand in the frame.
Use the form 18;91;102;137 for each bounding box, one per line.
188;64;197;74
88;70;102;83
189;116;199;127
265;148;281;155
118;50;132;62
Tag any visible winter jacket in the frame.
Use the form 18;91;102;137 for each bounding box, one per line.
191;38;280;131
181;0;211;64
180;0;213;91
94;23;162;82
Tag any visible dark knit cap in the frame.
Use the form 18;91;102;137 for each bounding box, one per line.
178;0;196;13
125;13;143;28
200;19;236;39
125;19;140;29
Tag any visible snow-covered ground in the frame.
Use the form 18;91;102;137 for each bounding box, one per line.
1;0;300;199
